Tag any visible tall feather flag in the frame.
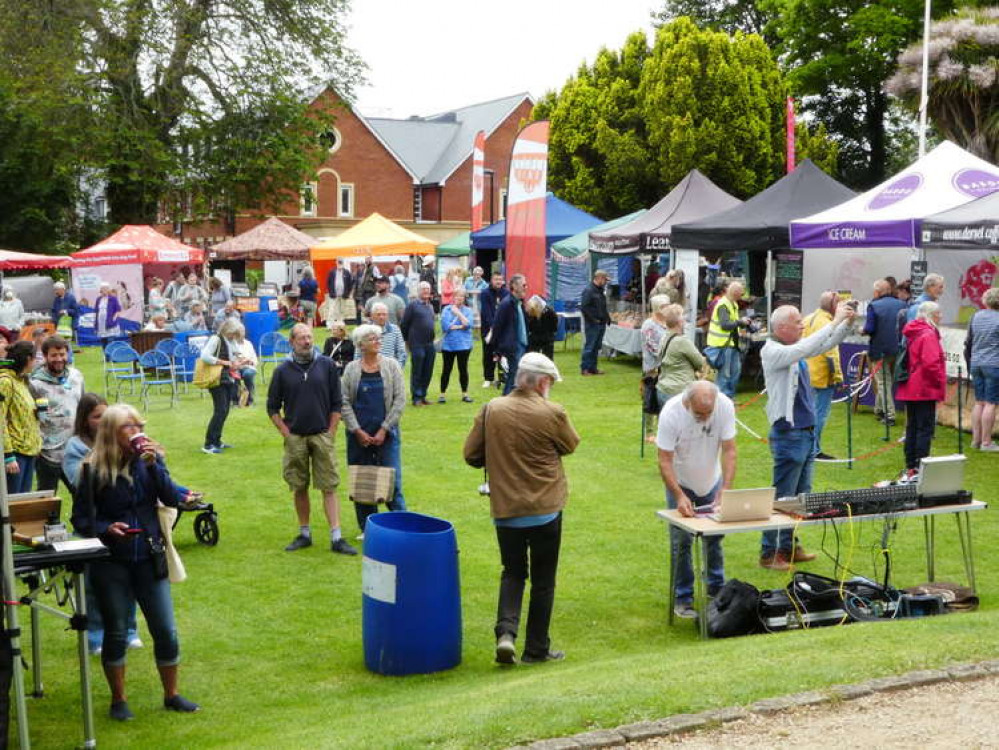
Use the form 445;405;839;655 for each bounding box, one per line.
504;120;549;296
471;130;486;232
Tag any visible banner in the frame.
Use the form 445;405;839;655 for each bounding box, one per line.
786;96;796;174
927;248;999;323
505;121;549;296
471;131;486;232
71;263;145;323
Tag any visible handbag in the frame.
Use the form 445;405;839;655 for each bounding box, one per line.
156;504;187;583
193;336;224;389
348;446;396;506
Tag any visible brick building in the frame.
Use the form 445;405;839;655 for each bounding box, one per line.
172;88;534;248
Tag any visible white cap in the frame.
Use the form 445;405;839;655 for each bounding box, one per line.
518;352;562;382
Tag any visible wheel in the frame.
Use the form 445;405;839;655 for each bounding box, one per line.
194;512;219;546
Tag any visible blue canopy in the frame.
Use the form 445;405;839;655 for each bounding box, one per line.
470;193;602;250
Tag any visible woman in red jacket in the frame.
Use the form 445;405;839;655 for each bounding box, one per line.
896;301;946;483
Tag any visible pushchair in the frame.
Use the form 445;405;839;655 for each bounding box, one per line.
172;493;220;546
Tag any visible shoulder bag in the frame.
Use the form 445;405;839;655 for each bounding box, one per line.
193;337;224;389
348;446;396;506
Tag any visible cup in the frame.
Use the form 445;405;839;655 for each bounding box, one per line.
129;432;156;463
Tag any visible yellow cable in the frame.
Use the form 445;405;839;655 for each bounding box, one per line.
837;504;856;625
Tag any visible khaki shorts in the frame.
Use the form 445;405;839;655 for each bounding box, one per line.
283;431;339;493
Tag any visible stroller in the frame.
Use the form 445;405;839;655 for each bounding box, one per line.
172;493;220;546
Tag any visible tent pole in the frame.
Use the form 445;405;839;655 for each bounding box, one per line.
765;251;773;326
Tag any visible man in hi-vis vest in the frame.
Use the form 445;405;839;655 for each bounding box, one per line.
703;281;750;398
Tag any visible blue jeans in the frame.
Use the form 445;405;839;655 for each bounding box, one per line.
90;559;179;667
706;347;741;398
581;322;605;373
666;481;724;604
353;426;407;531
813;386;834;455
7;454;35;494
409;343;436;402
85;567;138;652
502;345;526;396
763;426;814;555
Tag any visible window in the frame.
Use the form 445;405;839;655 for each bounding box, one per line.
339;184;354;218
93;197;107;220
319;128;341;154
300;182;318;217
499;189;508;220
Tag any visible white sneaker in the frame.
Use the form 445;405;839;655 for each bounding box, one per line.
980;443;999;452
896;469;920;485
481;381;492;389
127;637;144;649
356;533;365;541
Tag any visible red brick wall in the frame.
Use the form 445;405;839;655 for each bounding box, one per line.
420;186;442;222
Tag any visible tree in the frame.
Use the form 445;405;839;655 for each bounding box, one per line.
652;0;779;47
887;6;999;162
0;0;363;225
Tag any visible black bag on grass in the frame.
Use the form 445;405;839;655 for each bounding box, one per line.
706;579;762;638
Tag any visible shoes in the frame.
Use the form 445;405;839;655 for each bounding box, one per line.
673;601;697;619
521;649;565;664
972;441;981;450
791;545;816;563
164;694;201;713
438;396;447;404
591;369;606;375
495;633;516;665
412;400;422;407
356;533;365;541
331;538;358;556
581;370;594;376
128;637;144;650
109;700;134;721
219;442;234;450
759;551;791;571
419;399;431;406
482;381;493;389
462;395;474;403
89;646;102;657
201;445;222;455
284;534;313;551
980;443;999;452
877;414;897;426
814;452;837;461
896;468;920;485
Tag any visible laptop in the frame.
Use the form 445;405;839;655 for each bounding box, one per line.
918;454;966;498
708;487;775;523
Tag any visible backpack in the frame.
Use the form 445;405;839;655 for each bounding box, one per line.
706;579;763;638
893;336;910;384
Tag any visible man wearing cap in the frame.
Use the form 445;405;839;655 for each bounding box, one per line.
363;275;405;326
580;270;611;375
463;352;580;665
51;282;80;341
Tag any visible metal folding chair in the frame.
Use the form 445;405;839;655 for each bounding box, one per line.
172;343;201;397
259;334;290;383
138;350;177;410
107;346;142;402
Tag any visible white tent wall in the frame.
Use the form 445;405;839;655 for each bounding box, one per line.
801;247;912;311
926;248;999;323
674;249;700;340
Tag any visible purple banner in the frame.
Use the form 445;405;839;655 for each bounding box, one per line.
789;219;917;249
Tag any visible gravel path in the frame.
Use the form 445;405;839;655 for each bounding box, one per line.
629;675;999;749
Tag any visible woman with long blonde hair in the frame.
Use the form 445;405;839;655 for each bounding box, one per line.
71;404;199;721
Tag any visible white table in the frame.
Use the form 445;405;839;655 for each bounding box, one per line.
657;500;987;639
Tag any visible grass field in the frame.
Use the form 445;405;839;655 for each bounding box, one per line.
20;334;999;749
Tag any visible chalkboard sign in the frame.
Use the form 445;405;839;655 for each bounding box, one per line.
910;260;928;298
772;250;803;310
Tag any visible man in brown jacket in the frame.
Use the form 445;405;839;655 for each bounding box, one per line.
463;352;580;665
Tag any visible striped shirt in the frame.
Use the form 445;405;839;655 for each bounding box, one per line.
970;309;999;368
355;322;407;368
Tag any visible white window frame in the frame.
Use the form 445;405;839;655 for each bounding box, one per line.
499;188;508;221
339;183;354;218
300;181;318;217
320;127;342;155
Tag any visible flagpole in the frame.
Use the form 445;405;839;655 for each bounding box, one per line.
917;0;932;158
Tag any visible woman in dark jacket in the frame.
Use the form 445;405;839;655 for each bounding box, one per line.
322;320;354;375
525;295;558;360
199;318;244;453
895;301;946;483
70;404;199;721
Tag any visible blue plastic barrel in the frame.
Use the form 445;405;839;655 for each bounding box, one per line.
362;512;462;676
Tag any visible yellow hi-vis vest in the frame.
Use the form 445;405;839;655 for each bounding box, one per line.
706;296;739;348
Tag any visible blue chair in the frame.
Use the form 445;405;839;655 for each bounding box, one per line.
107;346;142;402
102;340;134;392
155;338;182;362
259;334;290;383
138;350;177;410
173;343;202;396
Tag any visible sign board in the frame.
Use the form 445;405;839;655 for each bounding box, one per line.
772;250;803;310
910;260;928;298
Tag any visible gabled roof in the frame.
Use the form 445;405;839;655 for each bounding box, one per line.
211;217;316;261
365;92;532;185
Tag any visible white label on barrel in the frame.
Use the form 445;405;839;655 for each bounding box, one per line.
362;556;396;604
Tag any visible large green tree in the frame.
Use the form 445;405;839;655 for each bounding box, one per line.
887;6;999;162
0;0;363;226
652;0;778;47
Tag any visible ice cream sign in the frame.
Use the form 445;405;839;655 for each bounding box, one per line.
866;173;923;211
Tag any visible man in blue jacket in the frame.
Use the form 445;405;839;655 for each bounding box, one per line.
479;273;508;388
864;279;908;425
490;274;528;395
400;281;437;406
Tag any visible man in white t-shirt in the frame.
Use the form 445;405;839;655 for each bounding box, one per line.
656;381;737;619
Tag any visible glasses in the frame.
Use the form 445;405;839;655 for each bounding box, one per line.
120;422;145;431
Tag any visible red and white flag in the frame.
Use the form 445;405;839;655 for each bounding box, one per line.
471;131;486;232
505;120;549;296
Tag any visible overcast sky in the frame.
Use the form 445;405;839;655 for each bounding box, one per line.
347;0;657;118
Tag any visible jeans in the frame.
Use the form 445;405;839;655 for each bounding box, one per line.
35;456;66;494
502;345;525;396
872;356;896;418
234;367;256;405
813;386;835;455
581;322;605;373
440;349;471;394
205;381;237;448
666;481;724;603
85;567;138;653
763;426;815;555
90;559;179;667
495;513;562;659
706;346;741;398
409;343;436;402
904;401;937;470
6;454;35;494
352;426;407;531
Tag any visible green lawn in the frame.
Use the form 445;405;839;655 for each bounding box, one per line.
21;336;999;749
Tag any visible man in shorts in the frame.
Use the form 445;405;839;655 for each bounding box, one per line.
266;323;357;555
